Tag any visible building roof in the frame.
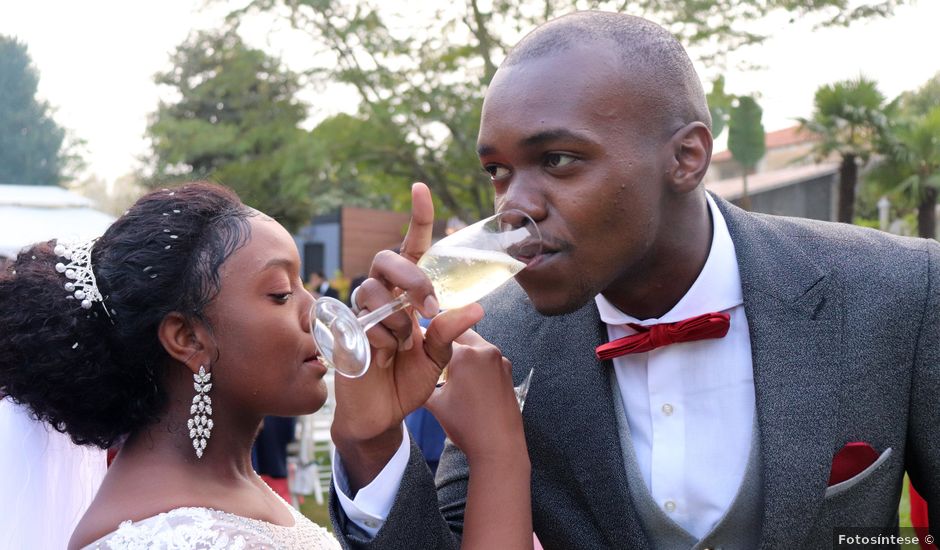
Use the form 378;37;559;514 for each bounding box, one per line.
705;162;838;201
712;125;819;162
0;184;114;258
0;183;95;208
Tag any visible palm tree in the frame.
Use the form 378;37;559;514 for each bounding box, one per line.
880;106;940;238
799;77;888;224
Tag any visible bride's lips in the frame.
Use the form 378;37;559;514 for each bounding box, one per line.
303;354;327;374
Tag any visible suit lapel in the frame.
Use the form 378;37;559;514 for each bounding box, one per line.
716;196;844;548
531;302;650;549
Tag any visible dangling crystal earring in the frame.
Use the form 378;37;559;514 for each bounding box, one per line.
187;365;214;458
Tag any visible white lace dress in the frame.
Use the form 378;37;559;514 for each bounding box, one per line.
83;504;339;549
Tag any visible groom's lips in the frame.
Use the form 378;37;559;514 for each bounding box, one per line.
520;242;563;271
524;251;557;270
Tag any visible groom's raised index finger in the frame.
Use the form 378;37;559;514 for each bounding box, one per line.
400;182;434;264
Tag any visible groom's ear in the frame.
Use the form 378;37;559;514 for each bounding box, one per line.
158;312;213;374
666;122;712;193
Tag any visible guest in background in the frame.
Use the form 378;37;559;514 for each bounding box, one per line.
251;416;297;501
307;270;339;300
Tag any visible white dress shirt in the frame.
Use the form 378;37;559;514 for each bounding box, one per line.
335;193;755;540
332;427;412;537
597;192;754;538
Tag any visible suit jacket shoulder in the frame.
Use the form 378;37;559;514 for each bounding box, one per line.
715;196;938;315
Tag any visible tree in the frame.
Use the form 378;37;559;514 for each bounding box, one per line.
798;77;888;224
68;171;150;218
145;30;329;231
867;75;940;238
707;76;735;139
225;0;906;221
895;72;940;116
728;95;766;210
0;36;70;185
891;108;940;238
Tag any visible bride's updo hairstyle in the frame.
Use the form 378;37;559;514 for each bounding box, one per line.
0;182;254;448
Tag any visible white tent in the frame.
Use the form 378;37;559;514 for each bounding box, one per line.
0;184;115;259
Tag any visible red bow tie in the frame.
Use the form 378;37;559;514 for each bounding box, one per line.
595;312;731;360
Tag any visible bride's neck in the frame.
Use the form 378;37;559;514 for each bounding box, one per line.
117;403;262;481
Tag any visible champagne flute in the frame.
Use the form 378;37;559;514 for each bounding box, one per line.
311;209;541;392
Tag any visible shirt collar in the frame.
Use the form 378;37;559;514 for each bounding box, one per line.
595;192;743;327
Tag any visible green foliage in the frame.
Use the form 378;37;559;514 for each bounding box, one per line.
145;30;330;232
798;76;890;223
727;95;765;208
864;74;940;238
798;76;889;163
891;108;940;195
224;0;905;221
0;36;70;186
707;76;735;138
895;72;940;118
852;217;881;230
728;96;766;170
875;106;940;237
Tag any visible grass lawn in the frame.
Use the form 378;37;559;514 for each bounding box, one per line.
301;496;333;533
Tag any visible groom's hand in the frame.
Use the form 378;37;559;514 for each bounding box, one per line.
331;182;481;492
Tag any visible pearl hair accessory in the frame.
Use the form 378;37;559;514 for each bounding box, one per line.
54;240;111;319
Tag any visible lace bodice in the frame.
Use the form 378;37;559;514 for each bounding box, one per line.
83;503;339;549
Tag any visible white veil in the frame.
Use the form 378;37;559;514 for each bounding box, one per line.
0;397;106;550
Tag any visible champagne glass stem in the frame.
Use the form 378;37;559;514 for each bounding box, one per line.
515;367;534;412
357;292;412;332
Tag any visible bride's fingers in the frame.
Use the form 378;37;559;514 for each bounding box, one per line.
355;277;418;348
453;327;488;347
423;304;485;370
367;251;439;319
364;323;397;348
424;383;447;418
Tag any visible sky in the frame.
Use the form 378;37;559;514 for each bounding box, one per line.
1;0;939;183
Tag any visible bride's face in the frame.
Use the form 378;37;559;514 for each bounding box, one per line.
203;215;328;417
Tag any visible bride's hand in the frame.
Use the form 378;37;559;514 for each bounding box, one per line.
424;329;533;550
424;329;526;464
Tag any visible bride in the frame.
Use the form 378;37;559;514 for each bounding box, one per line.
0;182;531;549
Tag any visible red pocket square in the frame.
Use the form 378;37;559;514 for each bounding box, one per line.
829;442;880;486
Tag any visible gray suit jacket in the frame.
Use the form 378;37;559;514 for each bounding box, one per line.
331;196;940;549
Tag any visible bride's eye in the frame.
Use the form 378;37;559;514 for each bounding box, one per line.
270;292;293;303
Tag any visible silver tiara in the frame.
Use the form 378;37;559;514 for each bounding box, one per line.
54;240;110;319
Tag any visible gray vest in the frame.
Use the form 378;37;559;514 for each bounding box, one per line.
610;371;764;549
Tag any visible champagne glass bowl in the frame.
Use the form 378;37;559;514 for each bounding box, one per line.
311;210;541;378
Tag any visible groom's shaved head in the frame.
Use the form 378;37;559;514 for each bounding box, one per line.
503;11;711;136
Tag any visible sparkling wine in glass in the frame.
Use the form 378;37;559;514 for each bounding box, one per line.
311;210;540;386
417;245;526;309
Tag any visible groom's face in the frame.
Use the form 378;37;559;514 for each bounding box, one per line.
477;43;670;315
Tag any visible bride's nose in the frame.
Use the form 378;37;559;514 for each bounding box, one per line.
300;289;316;333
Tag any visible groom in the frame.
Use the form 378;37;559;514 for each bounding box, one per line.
329;11;939;549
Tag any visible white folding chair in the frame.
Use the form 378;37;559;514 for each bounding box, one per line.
287;372;336;507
